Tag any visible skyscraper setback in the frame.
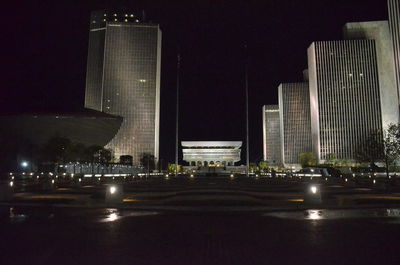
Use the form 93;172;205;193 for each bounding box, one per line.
85;10;161;164
343;21;399;127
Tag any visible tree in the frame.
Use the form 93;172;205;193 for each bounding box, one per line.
140;153;156;171
299;153;317;168
355;130;385;166
249;162;258;173
40;137;72;163
167;163;181;174
383;123;400;176
357;124;400;177
64;143;87;162
258;161;269;172
325;153;338;166
120;155;133;165
82;145;113;164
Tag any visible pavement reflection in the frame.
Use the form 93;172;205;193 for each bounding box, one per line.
264;208;400;221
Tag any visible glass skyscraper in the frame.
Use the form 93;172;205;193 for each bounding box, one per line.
308;40;382;162
262;105;281;165
278;83;312;166
85;10;161;165
388;0;400;112
343;21;399;128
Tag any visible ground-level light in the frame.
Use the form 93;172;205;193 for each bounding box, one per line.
310;185;318;194
109;186;117;194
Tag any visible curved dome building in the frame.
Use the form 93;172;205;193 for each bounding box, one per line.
0;109;123;147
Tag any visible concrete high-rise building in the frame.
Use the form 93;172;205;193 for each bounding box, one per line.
84;10;161;165
308;40;382;162
343;21;399;127
388;0;400;111
278;83;312;167
262;105;281;165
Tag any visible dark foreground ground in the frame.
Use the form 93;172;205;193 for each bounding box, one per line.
1;206;400;265
1;176;400;265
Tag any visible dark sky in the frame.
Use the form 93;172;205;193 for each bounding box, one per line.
3;0;388;164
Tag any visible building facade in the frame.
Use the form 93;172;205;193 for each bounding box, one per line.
181;141;242;167
84;10;161;165
388;0;400;111
343;21;399;127
308;40;382;162
278;83;312;166
262;105;281;165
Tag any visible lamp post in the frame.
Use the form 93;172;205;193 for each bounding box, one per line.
175;53;181;177
244;44;250;177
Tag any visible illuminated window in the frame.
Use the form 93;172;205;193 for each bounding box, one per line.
125;19;128;22
125;14;128;17
114;19;117;22
103;19;106;22
135;19;139;22
114;13;117;16
130;14;134;17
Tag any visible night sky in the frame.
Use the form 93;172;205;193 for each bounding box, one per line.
3;0;388;164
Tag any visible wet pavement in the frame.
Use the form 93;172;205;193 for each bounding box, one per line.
2;177;400;264
1;206;400;265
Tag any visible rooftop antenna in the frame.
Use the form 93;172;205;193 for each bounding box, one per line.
175;51;181;177
244;43;250;178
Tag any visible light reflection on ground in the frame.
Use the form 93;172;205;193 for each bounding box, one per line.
264;208;400;221
99;208;159;223
9;207;29;223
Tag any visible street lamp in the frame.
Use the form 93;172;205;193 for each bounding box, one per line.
21;161;28;168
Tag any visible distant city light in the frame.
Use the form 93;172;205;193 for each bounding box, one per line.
110;186;117;194
21;161;28;168
9;181;13;187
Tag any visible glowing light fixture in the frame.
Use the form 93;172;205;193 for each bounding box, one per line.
310;185;317;194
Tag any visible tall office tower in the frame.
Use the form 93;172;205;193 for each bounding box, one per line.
278;83;312;167
388;0;400;111
308;40;382;162
262;105;281;165
343;21;399;127
85;10;161;164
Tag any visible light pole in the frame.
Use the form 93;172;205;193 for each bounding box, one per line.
175;53;181;177
244;44;250;177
